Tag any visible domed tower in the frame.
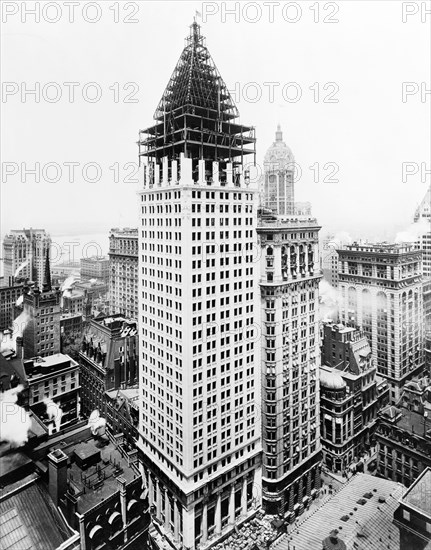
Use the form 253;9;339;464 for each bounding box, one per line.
262;125;295;215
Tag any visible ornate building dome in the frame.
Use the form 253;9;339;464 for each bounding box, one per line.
320;368;346;390
263;125;295;170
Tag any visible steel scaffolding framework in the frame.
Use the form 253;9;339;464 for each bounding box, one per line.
138;21;256;183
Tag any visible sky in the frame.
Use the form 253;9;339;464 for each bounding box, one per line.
1;0;430;252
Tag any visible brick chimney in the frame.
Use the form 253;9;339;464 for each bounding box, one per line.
48;449;68;506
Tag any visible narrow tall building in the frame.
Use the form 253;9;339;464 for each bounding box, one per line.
137;22;262;548
257;198;322;517
338;243;424;402
108;228;138;320
3;228;51;289
22;286;62;359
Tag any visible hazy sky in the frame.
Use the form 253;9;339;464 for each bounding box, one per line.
1;0;430;249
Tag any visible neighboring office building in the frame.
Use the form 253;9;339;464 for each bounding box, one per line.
0;421;151;550
109;227;138;320
137;22;262;548
3;228;51;290
24;352;80;432
393;467;431;550
79;315;138;419
257;212;322;517
22;285;62;359
320;322;384;475
47;437;151;550
338;242;424;402
80;255;109;281
376;375;431;487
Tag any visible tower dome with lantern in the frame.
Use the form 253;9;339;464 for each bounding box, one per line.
262;125;295;216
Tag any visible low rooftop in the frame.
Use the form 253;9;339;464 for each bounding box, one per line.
257;216;320;229
272;474;405;550
110;227;138;237
106;387;139;410
340;242;418;254
60;312;83;321
384;407;430;438
64;436;139;514
23;354;78;381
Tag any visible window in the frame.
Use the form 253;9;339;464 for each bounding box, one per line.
403;510;410;521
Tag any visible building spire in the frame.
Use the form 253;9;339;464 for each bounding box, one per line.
276;124;283;142
43;246;52;292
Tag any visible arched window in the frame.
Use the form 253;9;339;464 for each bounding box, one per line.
88;525;104;550
127;499;140;521
108;511;123;536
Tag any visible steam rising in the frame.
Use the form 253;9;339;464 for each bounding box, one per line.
0;385;32;447
43;398;63;434
88;409;106;436
61;275;78;301
395;218;430;244
14;259;29;279
319;280;340;321
332;231;353;247
0;311;30;354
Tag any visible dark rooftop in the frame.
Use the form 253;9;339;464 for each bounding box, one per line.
64;437;139;514
0;352;27;392
0;447;33;485
397;408;430;438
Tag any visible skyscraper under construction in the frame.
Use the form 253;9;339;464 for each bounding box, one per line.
137;22;262;548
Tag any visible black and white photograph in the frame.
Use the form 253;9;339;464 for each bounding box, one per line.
0;2;430;549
